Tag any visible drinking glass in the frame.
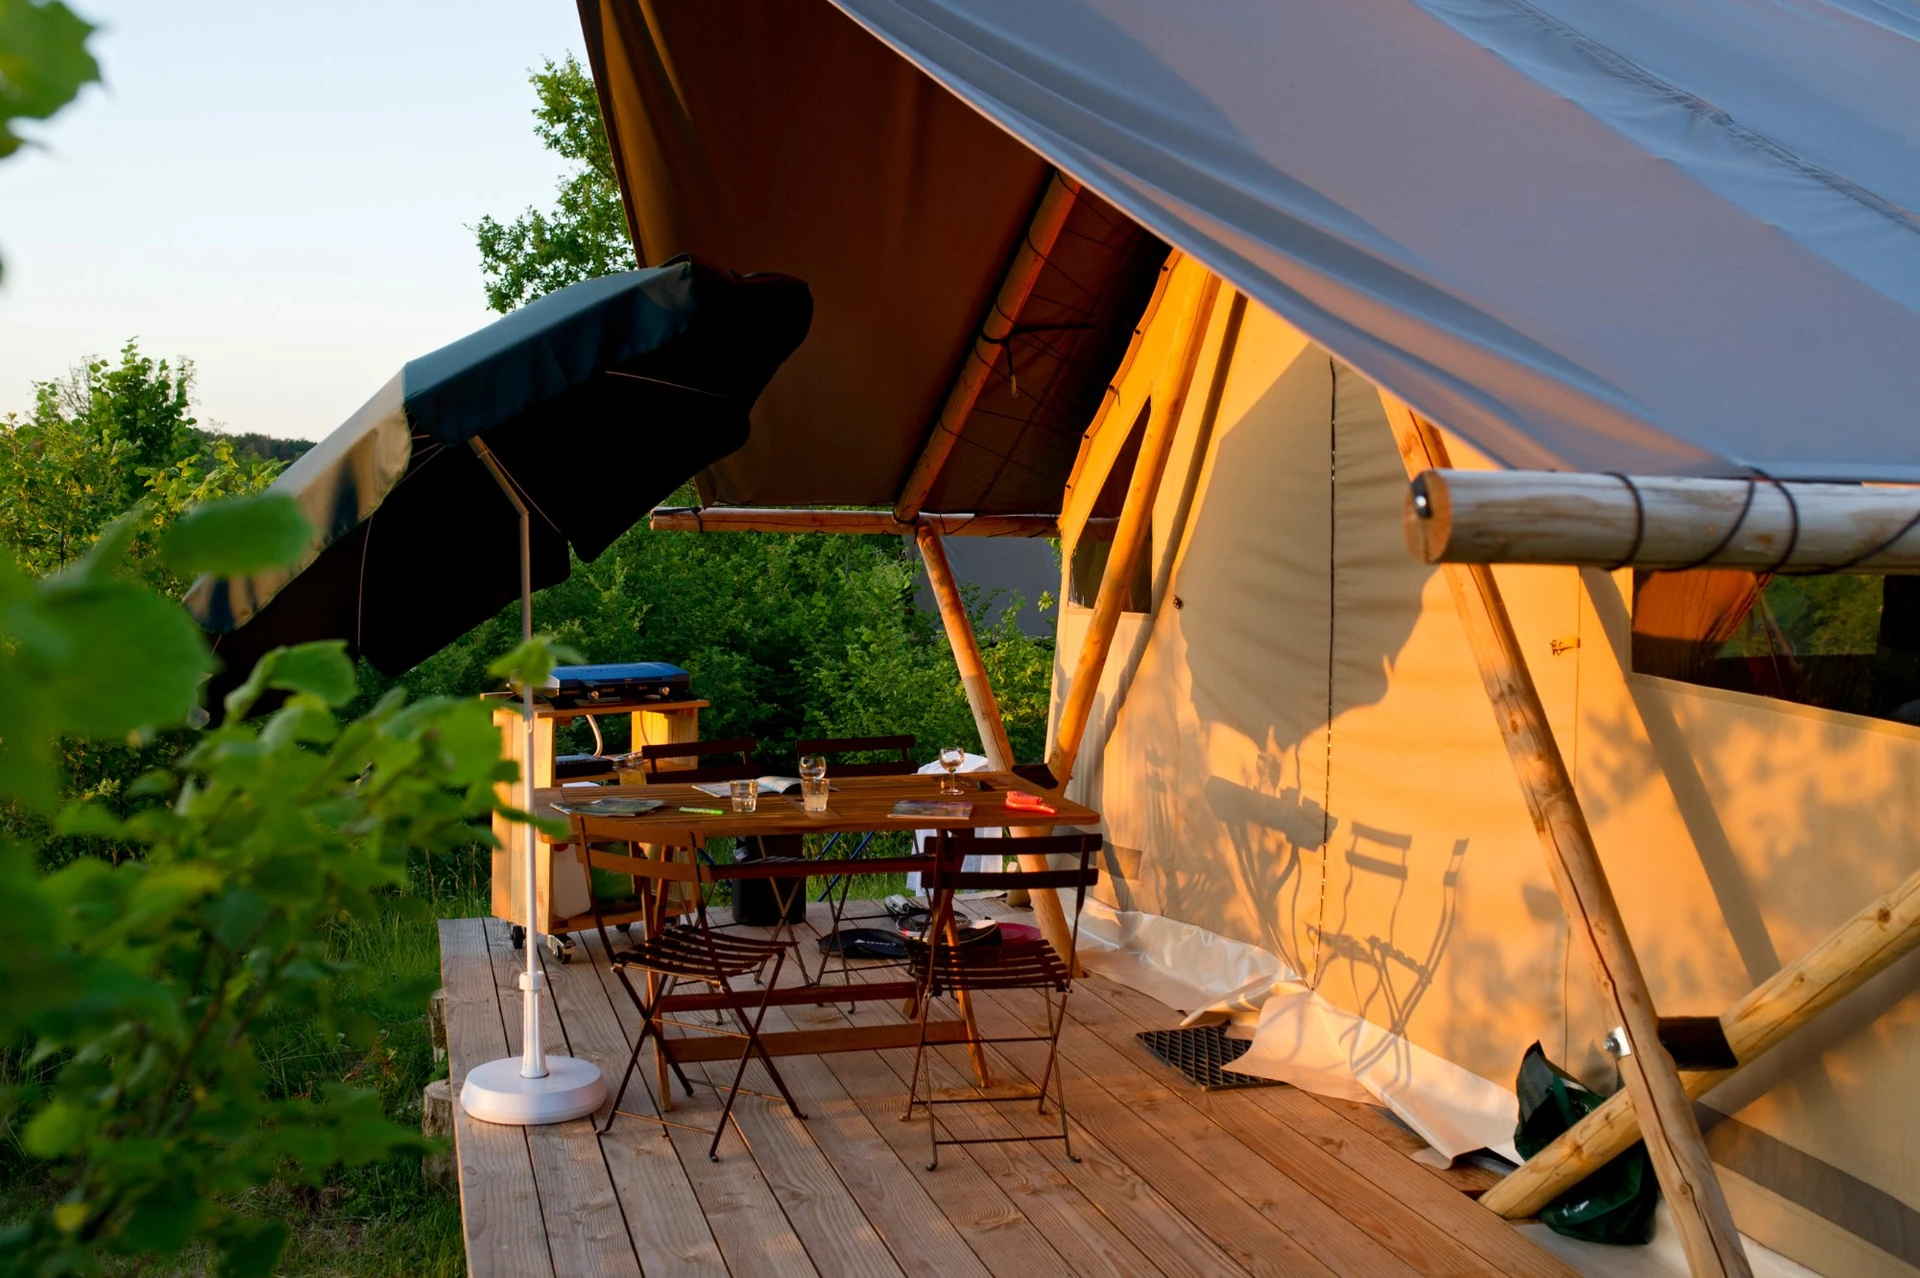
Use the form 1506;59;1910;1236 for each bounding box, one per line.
938;745;966;795
802;776;830;813
798;754;827;783
728;779;758;813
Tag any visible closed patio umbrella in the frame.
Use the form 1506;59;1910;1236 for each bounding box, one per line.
186;256;810;1125
188;256;810;685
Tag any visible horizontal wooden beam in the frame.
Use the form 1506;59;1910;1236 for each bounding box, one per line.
649;508;1058;537
1484;864;1920;1219
1407;469;1920;573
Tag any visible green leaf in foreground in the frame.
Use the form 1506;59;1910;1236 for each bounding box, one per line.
160;491;311;576
0;0;99;160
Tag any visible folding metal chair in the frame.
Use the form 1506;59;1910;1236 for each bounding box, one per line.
903;829;1102;1169
576;824;807;1161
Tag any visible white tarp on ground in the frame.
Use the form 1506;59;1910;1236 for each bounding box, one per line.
829;0;1920;483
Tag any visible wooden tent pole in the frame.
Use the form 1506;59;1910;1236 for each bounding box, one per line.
650;508;1058;538
1485;863;1920;1219
895;173;1080;523
1046;272;1221;788
1386;401;1752;1278
915;520;1077;971
1405;468;1920;574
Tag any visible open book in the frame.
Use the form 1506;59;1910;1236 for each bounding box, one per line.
691;776;809;798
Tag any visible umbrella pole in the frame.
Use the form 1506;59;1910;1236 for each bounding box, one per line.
459;439;607;1125
512;470;545;1078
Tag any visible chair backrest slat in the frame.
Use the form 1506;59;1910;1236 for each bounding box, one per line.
793;734;917;777
919;830;1102;895
636;737;757;785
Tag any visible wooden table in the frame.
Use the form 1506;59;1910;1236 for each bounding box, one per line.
532;769;1097;845
542;771;1099;1100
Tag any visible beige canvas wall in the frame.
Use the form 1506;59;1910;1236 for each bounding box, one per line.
1051;294;1920;1275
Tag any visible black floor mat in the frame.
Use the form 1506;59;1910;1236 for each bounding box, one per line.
1136;1023;1280;1091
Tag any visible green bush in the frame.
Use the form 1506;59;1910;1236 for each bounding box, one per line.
0;500;534;1276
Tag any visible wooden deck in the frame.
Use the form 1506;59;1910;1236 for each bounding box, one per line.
439;903;1579;1278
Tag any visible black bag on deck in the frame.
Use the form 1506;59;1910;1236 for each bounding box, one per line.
729;837;807;927
1514;1041;1658;1245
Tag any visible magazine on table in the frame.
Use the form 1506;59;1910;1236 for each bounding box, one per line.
549;796;666;818
888;799;974;820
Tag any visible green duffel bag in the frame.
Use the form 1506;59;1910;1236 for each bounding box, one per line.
1514;1041;1659;1245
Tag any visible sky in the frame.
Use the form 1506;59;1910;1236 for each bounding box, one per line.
0;0;589;440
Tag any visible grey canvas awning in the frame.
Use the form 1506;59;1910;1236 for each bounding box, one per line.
583;0;1920;488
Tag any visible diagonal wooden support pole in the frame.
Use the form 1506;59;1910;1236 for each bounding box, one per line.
1385;400;1751;1278
1485;864;1920;1220
1047;271;1221;788
915;521;1078;968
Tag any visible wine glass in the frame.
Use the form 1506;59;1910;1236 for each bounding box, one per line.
938;745;966;795
798;754;826;783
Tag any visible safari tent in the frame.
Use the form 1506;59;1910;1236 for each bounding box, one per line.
577;4;1920;1275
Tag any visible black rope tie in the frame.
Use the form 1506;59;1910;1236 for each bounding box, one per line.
1603;472;1646;572
1756;470;1801;576
1674;474;1761;572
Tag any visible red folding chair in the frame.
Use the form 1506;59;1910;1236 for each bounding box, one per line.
903;829;1102;1169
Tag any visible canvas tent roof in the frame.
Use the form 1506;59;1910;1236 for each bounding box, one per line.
584;0;1920;489
578;0;1166;516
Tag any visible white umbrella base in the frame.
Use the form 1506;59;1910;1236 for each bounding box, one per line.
460;1055;607;1126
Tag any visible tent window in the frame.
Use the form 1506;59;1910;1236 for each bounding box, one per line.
1068;523;1151;611
1067;399;1152;612
1631;570;1920;725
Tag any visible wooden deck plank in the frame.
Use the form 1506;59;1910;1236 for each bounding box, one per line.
1043;971;1492;1278
803;1025;1114;1278
533;926;728;1278
739;906;1173;1278
1064;972;1504;1276
577;928;823;1278
745;961;998;1278
954;986;1340;1278
804;920;1246;1278
440;918;555;1278
789;981;1168;1278
482;921;641;1278
444;907;1577;1278
1030;1004;1430;1277
1069;949;1581;1278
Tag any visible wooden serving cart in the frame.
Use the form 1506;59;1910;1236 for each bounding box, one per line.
485;691;707;958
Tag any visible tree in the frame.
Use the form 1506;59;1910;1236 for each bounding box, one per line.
473;55;632;313
0;341;275;580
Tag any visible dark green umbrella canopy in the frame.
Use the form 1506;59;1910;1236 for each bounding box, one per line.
186;257;811;686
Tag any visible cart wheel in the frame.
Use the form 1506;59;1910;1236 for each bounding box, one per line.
547;933;575;964
510;925;525;950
